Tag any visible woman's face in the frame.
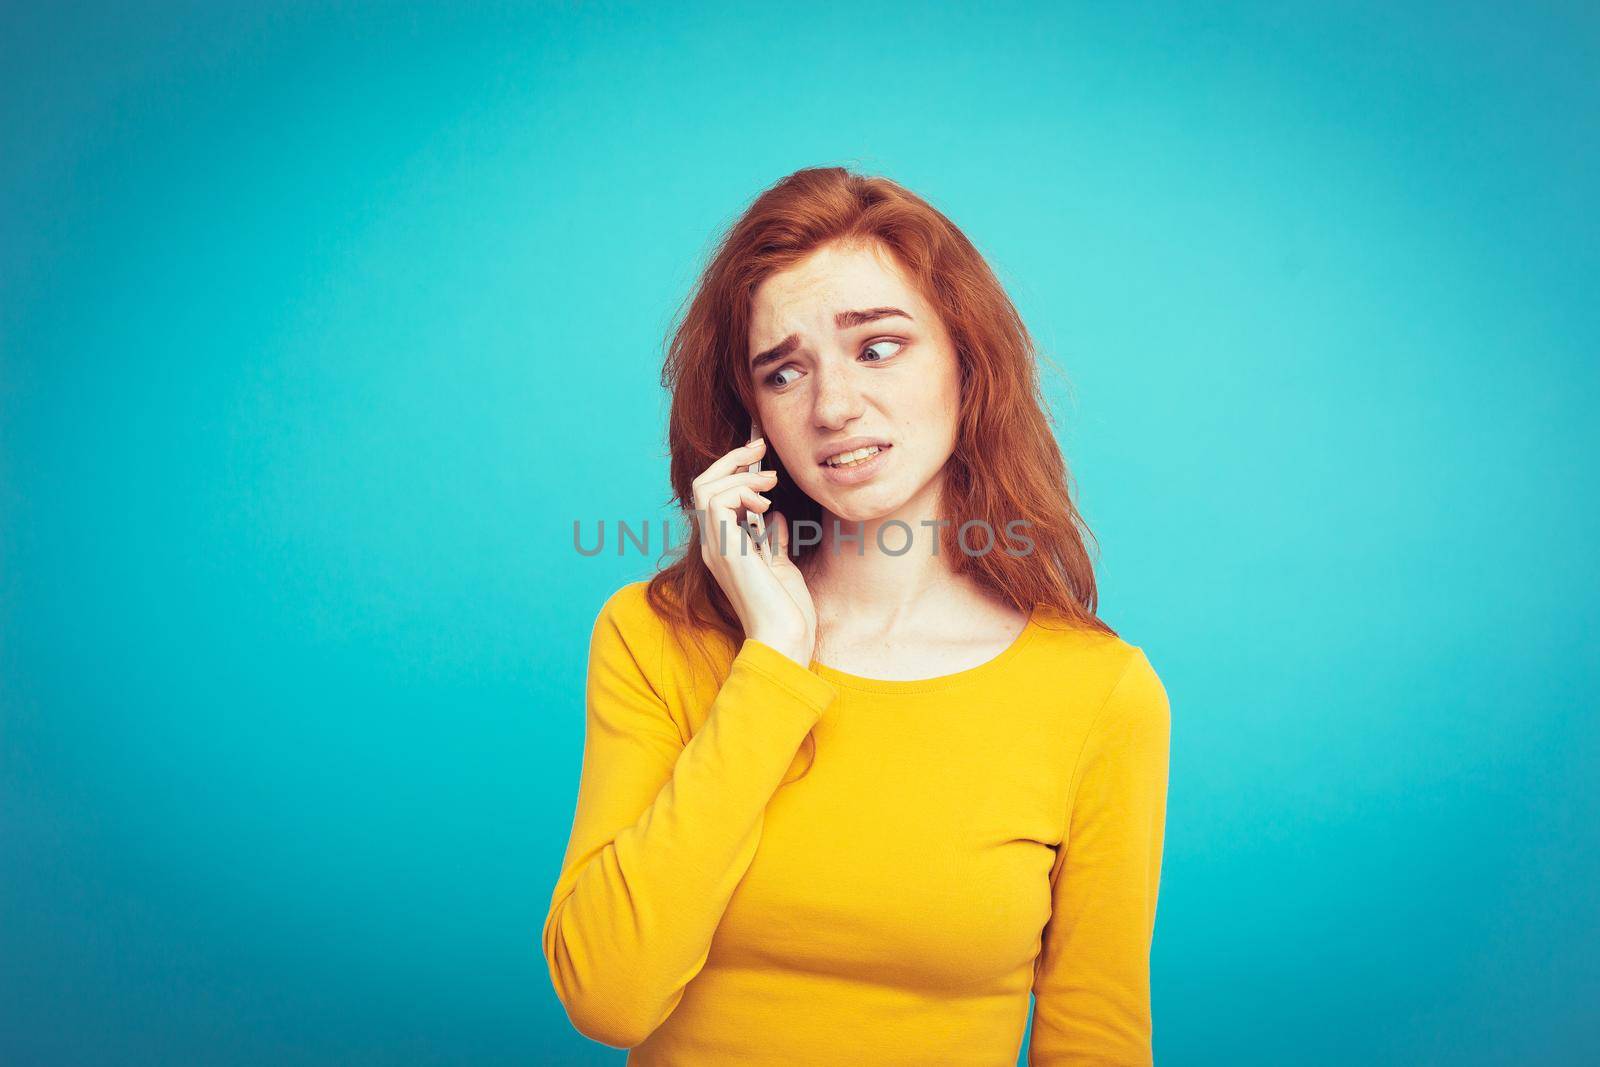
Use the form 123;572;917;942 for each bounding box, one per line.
747;239;962;524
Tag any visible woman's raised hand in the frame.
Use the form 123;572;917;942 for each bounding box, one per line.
690;438;817;667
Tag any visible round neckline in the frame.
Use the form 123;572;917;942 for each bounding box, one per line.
807;606;1043;695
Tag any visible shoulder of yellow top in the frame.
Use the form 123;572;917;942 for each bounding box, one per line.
596;578;656;626
594;578;737;683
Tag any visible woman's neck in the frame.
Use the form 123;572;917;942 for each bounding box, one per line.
799;477;980;637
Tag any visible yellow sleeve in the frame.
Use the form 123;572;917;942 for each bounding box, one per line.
1029;647;1172;1066
541;587;839;1049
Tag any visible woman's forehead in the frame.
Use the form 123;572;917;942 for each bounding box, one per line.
750;244;924;339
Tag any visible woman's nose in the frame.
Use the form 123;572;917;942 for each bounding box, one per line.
810;356;867;429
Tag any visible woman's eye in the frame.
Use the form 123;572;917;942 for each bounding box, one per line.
861;339;905;362
765;341;902;388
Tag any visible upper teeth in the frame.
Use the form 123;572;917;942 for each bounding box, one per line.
826;445;882;467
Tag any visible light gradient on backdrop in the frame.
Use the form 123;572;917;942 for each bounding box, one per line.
2;2;1596;1065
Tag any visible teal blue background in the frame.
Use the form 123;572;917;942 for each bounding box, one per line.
3;2;1596;1064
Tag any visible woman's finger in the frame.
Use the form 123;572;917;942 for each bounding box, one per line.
690;438;768;493
691;468;777;512
701;486;770;561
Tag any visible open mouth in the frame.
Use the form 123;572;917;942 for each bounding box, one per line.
820;444;890;469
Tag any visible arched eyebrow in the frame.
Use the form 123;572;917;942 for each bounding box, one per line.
749;307;914;371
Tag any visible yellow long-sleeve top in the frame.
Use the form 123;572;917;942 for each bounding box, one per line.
543;580;1171;1065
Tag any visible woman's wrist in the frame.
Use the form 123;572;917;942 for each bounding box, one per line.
749;632;814;669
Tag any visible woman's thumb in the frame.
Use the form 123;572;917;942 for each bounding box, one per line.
769;510;789;561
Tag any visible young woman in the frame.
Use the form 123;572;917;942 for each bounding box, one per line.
543;166;1172;1065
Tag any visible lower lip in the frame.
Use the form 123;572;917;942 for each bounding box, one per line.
819;446;891;486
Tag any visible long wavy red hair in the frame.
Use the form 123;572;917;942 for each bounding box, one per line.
645;165;1115;686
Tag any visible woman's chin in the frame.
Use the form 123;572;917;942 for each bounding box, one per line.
819;490;908;525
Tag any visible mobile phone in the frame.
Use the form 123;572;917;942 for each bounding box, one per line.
743;416;773;564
